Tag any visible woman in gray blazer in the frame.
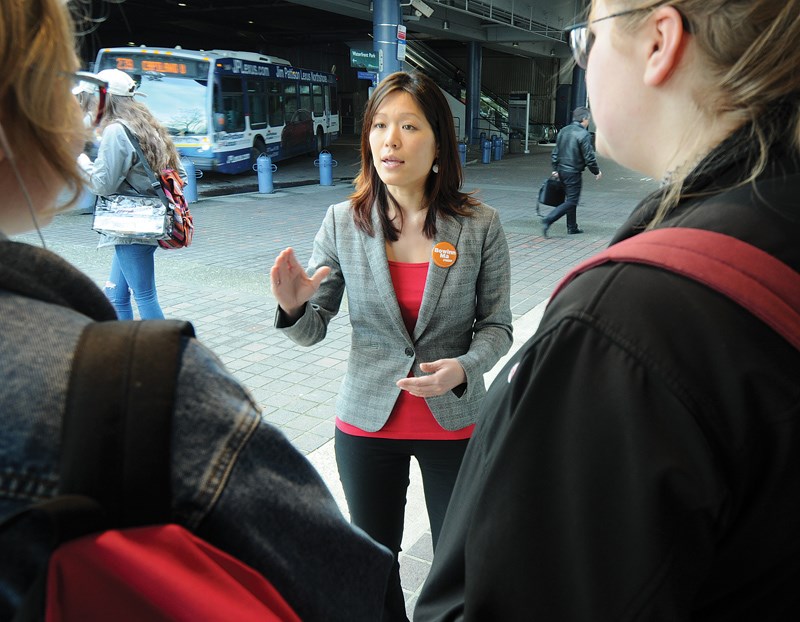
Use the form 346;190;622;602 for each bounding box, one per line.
271;71;512;621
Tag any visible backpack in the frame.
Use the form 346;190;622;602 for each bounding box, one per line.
119;124;195;250
157;169;194;250
3;320;300;622
551;227;800;350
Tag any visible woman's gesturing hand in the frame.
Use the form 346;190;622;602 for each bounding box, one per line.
270;247;331;321
396;359;467;398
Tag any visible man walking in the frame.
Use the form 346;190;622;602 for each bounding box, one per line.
542;107;602;236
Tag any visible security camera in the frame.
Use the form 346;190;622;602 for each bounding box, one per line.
410;0;434;18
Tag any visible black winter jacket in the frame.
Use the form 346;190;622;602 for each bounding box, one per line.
416;129;800;621
551;121;600;175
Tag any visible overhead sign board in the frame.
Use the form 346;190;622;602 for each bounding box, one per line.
350;49;380;72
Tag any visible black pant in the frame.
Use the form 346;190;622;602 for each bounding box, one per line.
335;429;470;622
543;170;583;231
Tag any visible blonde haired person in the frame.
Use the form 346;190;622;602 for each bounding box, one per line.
417;0;800;620
79;68;185;319
0;2;392;619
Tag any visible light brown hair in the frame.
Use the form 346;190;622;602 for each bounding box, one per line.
100;95;182;173
603;0;800;225
0;0;86;203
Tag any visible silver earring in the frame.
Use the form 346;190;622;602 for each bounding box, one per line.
432;163;439;174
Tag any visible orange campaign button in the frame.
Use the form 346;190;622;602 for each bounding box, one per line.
432;241;458;268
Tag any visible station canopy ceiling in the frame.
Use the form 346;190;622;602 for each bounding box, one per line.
78;1;374;56
76;0;580;62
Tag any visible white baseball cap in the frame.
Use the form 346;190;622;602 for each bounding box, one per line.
71;76;97;96
95;69;145;97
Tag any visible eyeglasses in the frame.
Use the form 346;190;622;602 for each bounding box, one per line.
68;71;108;127
565;0;692;69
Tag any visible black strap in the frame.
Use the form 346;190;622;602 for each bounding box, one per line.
118;124;171;209
60;319;194;526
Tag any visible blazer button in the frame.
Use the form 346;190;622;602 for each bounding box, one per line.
404;347;414;357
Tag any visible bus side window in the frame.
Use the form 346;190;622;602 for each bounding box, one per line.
299;83;312;113
267;80;283;127
217;77;245;132
248;80;267;128
312;84;324;116
268;80;283;127
284;83;298;123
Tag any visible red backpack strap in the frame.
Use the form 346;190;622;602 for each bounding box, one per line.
551;227;800;351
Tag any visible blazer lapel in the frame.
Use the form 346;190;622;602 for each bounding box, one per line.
414;214;463;340
362;204;409;339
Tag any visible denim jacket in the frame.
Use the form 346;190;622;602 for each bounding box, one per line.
0;235;392;621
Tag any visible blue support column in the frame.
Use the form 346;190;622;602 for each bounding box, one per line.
465;41;482;144
374;0;403;83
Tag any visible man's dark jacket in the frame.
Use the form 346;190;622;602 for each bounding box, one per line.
551;121;600;175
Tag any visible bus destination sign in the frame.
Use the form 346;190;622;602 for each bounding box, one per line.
106;55;208;79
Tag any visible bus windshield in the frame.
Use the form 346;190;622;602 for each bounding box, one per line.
94;48;340;174
136;73;207;136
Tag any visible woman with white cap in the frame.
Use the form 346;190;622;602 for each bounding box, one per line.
80;68;185;319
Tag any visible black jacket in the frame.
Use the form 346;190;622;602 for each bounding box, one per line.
551;121;600;175
416;132;800;621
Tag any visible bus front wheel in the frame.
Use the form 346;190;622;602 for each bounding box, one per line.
250;139;267;169
315;129;325;155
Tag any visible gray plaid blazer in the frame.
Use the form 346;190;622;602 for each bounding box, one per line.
276;200;512;432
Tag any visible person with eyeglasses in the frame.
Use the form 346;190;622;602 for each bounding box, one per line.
0;1;393;620
541;106;602;237
416;0;800;620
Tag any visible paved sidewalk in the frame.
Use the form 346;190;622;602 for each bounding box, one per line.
15;138;658;618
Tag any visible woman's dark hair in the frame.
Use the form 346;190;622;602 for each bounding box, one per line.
349;71;478;240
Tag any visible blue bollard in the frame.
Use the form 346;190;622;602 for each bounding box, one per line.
314;150;338;186
481;139;492;164
458;142;467;166
181;157;199;203
493;136;503;161
253;154;277;193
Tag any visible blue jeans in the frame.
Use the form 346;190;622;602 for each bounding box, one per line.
543;170;583;231
104;244;164;320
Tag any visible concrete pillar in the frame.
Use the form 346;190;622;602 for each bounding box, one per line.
374;0;403;82
465;41;482;144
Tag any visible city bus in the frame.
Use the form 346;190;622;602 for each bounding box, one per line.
94;47;339;174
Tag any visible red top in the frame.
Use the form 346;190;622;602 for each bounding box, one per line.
336;260;474;440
